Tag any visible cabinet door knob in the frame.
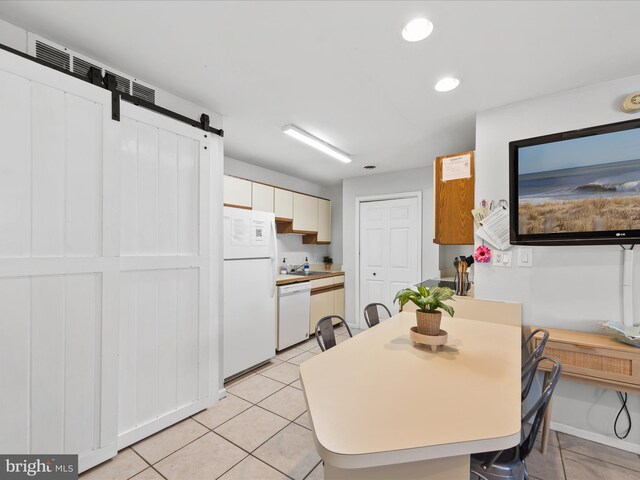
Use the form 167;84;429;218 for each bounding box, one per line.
373;272;376;276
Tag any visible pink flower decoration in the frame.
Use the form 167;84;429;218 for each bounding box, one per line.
474;245;491;263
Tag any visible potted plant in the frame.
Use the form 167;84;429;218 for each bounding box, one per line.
394;286;455;336
322;256;334;271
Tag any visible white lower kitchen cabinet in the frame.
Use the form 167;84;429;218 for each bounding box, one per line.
0;49;222;473
309;275;346;334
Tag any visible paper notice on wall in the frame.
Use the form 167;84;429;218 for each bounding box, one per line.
231;218;251;246
471;207;488;229
477;206;510;250
441;153;471;181
252;220;267;246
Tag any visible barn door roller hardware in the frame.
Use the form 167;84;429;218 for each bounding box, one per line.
92;69;223;137
0;42;223;138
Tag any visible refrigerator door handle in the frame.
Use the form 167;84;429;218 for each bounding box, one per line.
270;219;277;297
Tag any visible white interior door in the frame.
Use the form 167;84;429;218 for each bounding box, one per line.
117;102;214;448
359;197;421;325
0;49;119;471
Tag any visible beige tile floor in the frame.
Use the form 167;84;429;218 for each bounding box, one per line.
81;324;640;480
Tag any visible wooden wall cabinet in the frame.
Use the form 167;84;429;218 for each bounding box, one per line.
274;188;293;220
317;199;332;243
224;175;252;209
309;275;345;334
224;175;332;244
252;182;274;213
303;198;331;245
292;193;318;233
433;151;475;245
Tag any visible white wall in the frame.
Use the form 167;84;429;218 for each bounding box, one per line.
0;18;26;51
342;167;440;326
224;156;333;266
0;17;222;130
475;73;640;451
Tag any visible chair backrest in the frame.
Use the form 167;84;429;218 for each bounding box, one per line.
315;315;352;352
521;329;549;400
363;303;391;328
519;356;562;459
479;356;562;471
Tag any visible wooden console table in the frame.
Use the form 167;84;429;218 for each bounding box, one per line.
533;327;640;453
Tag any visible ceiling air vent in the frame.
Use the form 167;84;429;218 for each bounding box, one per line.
106;70;131;94
30;35;156;105
132;81;156;104
73;57;102;78
35;40;70;71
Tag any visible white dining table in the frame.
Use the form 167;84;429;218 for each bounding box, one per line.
299;310;522;480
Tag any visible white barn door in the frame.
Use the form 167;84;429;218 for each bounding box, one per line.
0;49;119;470
117;103;214;447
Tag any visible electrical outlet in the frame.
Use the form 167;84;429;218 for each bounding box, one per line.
518;248;533;267
492;250;512;267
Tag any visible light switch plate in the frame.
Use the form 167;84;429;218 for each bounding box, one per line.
501;252;512;267
518;248;533;267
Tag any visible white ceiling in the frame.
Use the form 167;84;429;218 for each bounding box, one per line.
1;1;640;185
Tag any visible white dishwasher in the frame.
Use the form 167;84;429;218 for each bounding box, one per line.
277;282;311;350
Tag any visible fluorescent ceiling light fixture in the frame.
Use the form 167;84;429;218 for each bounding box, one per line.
435;77;460;92
282;125;351;163
402;18;434;42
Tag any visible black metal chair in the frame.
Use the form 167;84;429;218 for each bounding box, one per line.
363;303;392;328
315;315;352;352
470;356;562;480
522;329;549;371
521;329;549;400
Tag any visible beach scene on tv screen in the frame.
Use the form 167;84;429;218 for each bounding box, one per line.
518;128;640;235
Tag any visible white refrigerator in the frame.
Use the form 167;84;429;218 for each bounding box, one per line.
223;207;278;379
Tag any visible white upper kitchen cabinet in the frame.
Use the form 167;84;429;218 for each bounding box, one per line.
224;175;252;208
293;192;318;232
317;198;332;243
252;182;274;213
274;187;294;219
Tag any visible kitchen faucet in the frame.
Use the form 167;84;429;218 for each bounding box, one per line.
289;263;305;272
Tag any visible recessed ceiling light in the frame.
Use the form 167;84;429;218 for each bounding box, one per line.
282;124;351;163
434;77;460;92
402;18;434;42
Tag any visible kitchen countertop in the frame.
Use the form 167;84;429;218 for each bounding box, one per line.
276;271;344;286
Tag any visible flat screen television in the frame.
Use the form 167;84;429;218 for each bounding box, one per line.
510;118;640;245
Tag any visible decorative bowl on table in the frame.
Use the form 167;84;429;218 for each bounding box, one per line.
409;327;448;352
601;321;640;348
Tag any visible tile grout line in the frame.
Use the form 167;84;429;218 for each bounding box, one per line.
247;454;295;480
150;465;169;480
560;447;640;475
557;439;568;480
301;459;323;480
211;381;317;479
125;448;153;479
190;394;253;431
134;429;211;470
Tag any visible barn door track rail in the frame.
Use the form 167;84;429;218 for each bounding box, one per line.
0;42;223;137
